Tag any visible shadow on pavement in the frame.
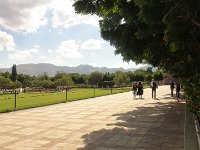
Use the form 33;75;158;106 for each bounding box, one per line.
77;101;185;150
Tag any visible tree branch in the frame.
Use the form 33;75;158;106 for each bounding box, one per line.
191;18;200;29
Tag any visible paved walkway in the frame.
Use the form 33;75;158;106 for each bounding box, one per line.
0;85;185;150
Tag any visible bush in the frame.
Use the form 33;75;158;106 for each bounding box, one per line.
183;75;200;121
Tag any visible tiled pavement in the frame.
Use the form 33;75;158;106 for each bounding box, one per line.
0;85;185;150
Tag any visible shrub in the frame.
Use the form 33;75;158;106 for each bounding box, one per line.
183;75;200;121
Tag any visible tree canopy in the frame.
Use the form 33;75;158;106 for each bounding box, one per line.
73;0;200;76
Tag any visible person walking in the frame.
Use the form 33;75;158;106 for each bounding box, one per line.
170;80;175;97
176;83;181;101
137;82;143;99
151;79;158;99
132;82;138;99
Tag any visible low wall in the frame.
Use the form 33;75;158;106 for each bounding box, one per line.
185;107;200;150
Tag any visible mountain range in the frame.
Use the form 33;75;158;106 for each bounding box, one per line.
0;63;149;76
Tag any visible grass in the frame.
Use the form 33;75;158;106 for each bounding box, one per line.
0;87;131;113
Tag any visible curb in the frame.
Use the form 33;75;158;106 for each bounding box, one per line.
185;107;199;150
195;119;200;149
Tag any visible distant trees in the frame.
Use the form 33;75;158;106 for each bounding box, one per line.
54;73;73;88
102;72;114;88
0;67;164;89
70;73;87;86
0;76;12;89
114;72;130;87
17;74;33;88
88;71;103;87
153;70;163;81
0;76;21;89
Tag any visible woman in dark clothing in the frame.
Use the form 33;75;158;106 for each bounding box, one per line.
132;82;138;99
137;82;143;99
176;83;181;100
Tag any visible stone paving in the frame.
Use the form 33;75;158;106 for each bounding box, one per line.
0;85;185;150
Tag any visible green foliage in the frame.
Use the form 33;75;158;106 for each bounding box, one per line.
153;70;163;81
10;81;22;89
0;76;21;89
145;74;153;83
88;71;103;86
125;71;135;82
70;73;87;85
37;72;49;81
53;72;68;80
11;64;17;82
0;71;11;79
183;75;200;120
73;0;200;76
0;76;12;89
133;70;145;81
102;72;114;82
54;75;73;87
22;79;33;88
113;72;130;87
146;67;153;74
17;74;33;88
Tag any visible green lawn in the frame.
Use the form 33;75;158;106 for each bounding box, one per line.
0;88;130;113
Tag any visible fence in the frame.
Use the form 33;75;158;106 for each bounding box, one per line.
0;87;131;113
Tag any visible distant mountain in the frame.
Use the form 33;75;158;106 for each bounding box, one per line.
0;63;149;76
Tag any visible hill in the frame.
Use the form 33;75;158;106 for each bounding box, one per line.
0;63;149;76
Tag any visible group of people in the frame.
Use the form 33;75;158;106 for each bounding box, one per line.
132;79;181;100
132;82;143;99
132;79;158;99
169;80;181;100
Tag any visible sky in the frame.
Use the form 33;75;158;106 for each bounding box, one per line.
0;0;145;69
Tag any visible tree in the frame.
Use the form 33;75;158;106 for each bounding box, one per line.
0;76;12;89
125;71;135;82
10;81;22;89
113;72;130;87
146;67;153;74
11;64;17;82
55;75;73;88
133;70;145;81
73;0;200;76
22;79;33;88
53;72;68;80
17;74;33;87
70;73;87;85
37;72;49;81
0;71;11;79
145;74;153;83
153;70;163;81
102;72;115;87
88;71;103;86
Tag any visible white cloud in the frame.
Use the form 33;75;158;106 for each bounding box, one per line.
56;40;82;58
0;0;100;33
8;48;39;61
49;0;100;28
111;60;146;69
0;31;15;51
48;49;53;53
81;39;104;50
0;0;49;33
33;45;40;48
